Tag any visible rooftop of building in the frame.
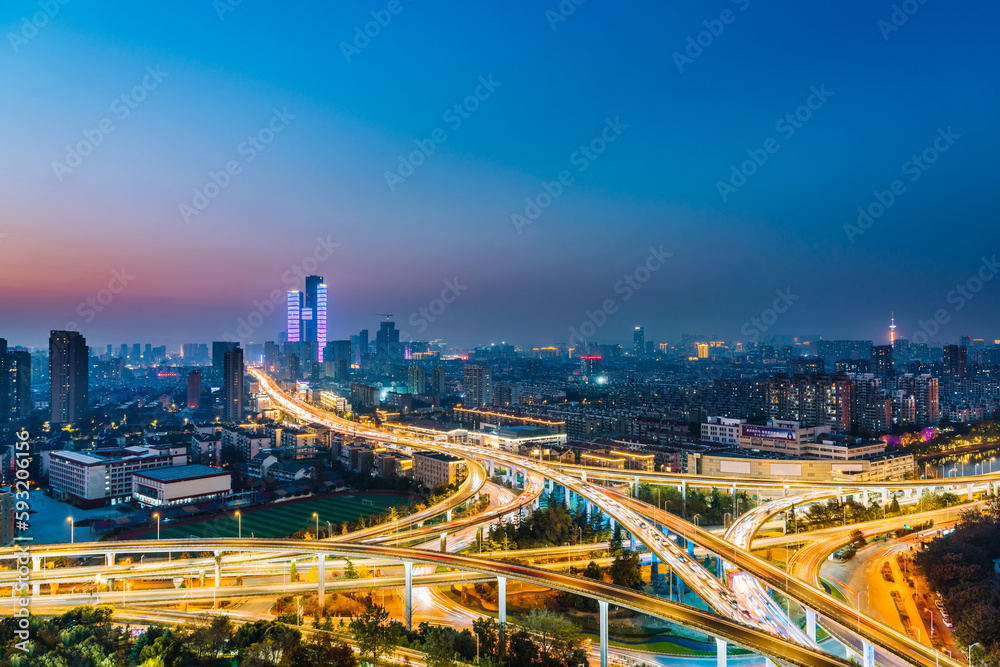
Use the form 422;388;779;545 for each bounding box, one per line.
133;464;229;482
414;451;462;463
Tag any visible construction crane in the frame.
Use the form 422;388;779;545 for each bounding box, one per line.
375;313;394;320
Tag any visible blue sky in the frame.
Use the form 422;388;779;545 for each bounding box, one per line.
1;1;998;349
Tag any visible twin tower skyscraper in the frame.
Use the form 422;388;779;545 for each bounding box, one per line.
286;275;328;362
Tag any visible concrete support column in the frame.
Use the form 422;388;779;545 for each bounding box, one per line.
806;607;817;641
586;499;593;517
547;477;554;494
489;459;494;478
440;532;448;553
717;556;725;581
862;490;869;505
882;488;889;503
836;487;843;503
581;471;587;482
629;531;635;550
783;485;789;497
863;640;874;667
446;509;453;522
32;582;39;596
968;483;973;500
404;562;413;631
716;638;727;667
681;479;687;518
31;557;40;572
533;496;540;510
687;539;695;556
213;551;221;588
599;600;609;667
105;553;114;568
497;576;506;624
317;554;325;600
609;517;616;531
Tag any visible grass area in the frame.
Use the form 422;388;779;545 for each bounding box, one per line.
142;493;408;540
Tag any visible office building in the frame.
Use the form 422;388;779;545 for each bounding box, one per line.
350;383;379;410
0;493;13;546
633;326;644;358
580;356;602;378
408;365;426;395
50;330;88;425
351;329;369;367
376;320;400;362
7;349;31;418
463;364;493;408
431;367;447;396
222;348;244;422
48;444;186;508
286;276;328;362
212;341;238;377
323;340;351;381
187;370;201;409
700;416;746;446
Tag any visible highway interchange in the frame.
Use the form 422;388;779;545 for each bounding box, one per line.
7;367;996;667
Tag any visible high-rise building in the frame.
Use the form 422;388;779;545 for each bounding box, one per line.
942;345;968;379
187;370;201;410
8;350;31;418
212;341;238;377
633;326;644;358
463;364;492;407
286;276;328;362
323;340;351;381
0;338;8;431
131;343;141;362
431;367;447;396
580;355;602;378
961;335;972;348
119;343;128;359
222;348;244;422
50;330;89;425
377;321;400;362
870;345;893;380
144;343;152;360
408;365;426;395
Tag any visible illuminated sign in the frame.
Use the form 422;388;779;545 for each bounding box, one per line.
740;424;796;441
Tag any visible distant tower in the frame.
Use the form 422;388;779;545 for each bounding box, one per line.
889;312;896;344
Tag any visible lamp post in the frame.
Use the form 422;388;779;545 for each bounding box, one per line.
313;512;319;539
855;589;868;632
67;516;74;544
235;511;241;539
153;513;160;540
969;642;981;667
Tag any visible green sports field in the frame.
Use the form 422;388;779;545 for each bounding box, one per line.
142;493;409;540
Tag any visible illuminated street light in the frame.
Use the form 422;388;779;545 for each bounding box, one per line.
236;511;242;539
313;512;319;539
67;516;74;544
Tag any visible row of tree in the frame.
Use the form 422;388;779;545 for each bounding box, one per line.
635;483;756;525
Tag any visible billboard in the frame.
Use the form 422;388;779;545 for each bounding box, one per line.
740;424;796;441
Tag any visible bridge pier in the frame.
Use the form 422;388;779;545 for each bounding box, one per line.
214;551;221;588
968;483;973;500
599;600;609;667
783;484;788;497
32;582;39;596
581;470;587;482
681;479;687;518
533;496;540;510
488;459;494;478
317;554;325;601
497;576;506;624
547;478;553;494
31;556;40;572
105;553;114;568
806;608;817;641
586;499;592;518
687;539;695;556
446;509;453;522
404;562;413;631
716;638;727;667
862;640;874;667
862;490;869;506
629;531;635;551
440;532;448;553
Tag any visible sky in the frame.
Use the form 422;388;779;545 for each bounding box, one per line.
1;1;999;351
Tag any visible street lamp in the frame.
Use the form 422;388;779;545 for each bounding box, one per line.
313;512;319;539
67;516;74;544
153;513;160;540
235;511;241;539
854;588;868;632
969;642;981;667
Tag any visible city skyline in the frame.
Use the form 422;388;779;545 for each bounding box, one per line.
2;2;999;347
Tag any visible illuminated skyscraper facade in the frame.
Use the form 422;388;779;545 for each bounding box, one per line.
286;275;328;362
49;330;89;425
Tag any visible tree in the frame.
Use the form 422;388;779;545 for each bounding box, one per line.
344;558;360;580
521;609;586;665
583;560;602;580
423;625;457;667
609;524;623;555
349;596;399;666
610;549;644;589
